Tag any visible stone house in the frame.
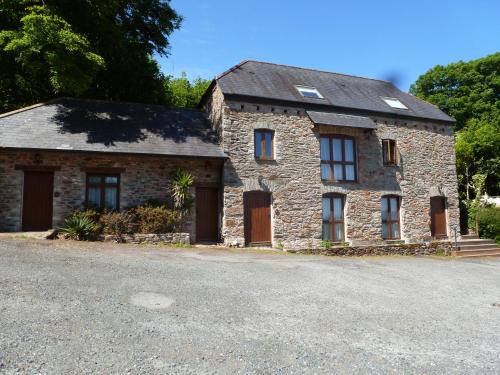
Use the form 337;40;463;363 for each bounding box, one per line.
200;61;459;249
0;61;459;249
0;99;226;242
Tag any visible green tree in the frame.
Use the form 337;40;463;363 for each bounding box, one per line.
163;73;211;108
0;0;182;111
410;53;500;198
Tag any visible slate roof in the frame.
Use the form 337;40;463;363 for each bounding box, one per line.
216;61;454;123
306;111;376;129
0;98;227;158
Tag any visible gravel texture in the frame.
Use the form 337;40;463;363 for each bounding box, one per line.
0;238;499;374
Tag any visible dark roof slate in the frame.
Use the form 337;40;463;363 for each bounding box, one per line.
306;111;377;129
217;61;454;123
0;98;227;158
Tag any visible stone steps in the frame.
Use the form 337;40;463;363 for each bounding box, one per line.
452;236;500;257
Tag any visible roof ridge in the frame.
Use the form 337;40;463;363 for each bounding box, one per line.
56;97;205;113
0;97;206;118
215;60;251;80
0;98;63;119
241;60;392;85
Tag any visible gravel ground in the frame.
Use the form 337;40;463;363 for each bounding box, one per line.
0;238;499;374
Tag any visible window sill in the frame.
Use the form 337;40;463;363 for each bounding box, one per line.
255;158;276;163
321;179;358;184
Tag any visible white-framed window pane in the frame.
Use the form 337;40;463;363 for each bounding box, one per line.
334;224;344;241
391;223;399;239
88;187;101;207
333;164;343;180
255;132;262;157
320;138;330;160
333;198;343;220
104;187;117;209
344;139;354;162
332;138;343;161
322;223;331;240
322;198;331;221
265;132;273;157
345;165;355;181
321;164;331;180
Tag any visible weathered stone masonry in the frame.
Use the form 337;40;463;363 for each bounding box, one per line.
0;150;221;240
211;99;459;249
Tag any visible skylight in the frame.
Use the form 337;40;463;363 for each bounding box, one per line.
382;97;408;109
296;85;324;99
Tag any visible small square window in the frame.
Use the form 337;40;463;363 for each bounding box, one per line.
382;139;398;166
86;174;120;210
381;97;408;109
295;85;324;99
254;129;274;160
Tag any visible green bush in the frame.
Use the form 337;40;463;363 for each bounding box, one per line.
320;240;332;250
134;205;182;234
476;206;500;240
60;215;100;241
100;211;136;236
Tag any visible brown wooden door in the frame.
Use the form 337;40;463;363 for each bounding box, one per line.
22;171;54;231
430;196;447;238
244;191;271;245
196;187;219;242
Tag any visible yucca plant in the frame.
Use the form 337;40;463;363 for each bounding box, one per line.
60;215;99;241
171;167;194;211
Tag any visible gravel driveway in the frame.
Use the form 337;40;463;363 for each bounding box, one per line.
0;238;499;374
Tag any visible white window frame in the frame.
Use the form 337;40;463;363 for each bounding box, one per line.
381;97;408;110
295;85;324;99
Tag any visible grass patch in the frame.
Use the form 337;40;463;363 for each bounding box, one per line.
433;248;449;257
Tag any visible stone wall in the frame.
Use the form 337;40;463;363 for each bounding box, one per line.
291;241;453;256
0;150;222;241
103;232;190;245
212;95;460;249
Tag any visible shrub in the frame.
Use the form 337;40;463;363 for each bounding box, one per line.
60;215;100;240
171;167;194;211
100;211;136;236
320;240;332;250
72;209;102;223
134;205;182;234
476;206;500;240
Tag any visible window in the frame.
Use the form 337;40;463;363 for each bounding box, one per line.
382;139;398;166
86;174;120;210
254;129;274;160
322;194;345;241
381;195;400;240
320;135;356;181
295;85;324;99
381;97;408;109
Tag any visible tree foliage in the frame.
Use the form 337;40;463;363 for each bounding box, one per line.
164;73;211;108
410;53;500;198
0;0;182;111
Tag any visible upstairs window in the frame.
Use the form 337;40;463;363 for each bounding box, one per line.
382;139;398;166
254;129;274;160
295;85;324;99
381;195;400;240
381;97;408;109
86;174;120;210
320;135;357;182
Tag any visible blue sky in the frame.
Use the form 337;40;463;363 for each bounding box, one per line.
158;0;499;90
